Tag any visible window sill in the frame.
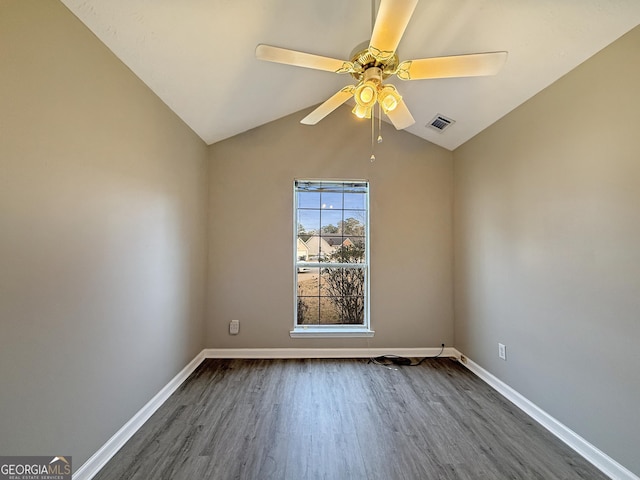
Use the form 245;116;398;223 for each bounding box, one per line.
290;327;375;338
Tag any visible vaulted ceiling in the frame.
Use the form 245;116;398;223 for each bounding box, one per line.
60;0;640;150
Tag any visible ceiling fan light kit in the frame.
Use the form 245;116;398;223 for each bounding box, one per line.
354;69;379;107
256;0;507;153
378;85;401;114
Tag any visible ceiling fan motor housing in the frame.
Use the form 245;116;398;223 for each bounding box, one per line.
349;41;399;81
363;66;382;84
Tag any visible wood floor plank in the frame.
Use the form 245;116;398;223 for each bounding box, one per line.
92;358;609;480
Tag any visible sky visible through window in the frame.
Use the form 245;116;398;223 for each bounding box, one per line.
296;182;367;238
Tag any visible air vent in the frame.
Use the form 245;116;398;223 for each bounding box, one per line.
427;114;455;132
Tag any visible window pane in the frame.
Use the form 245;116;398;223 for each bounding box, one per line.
326;244;365;263
302;235;321;260
341;295;365;324
297;297;319;325
341;211;366;236
297;191;320;209
297;269;319;293
343;192;366;210
318;298;342;324
320;191;343;210
320;209;342;233
296;238;309;262
321;234;346;255
298;209;320;235
346;237;366;262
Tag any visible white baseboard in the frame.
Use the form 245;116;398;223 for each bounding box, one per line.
75;347;638;480
454;350;638;480
202;347;456;359
73;348;450;480
73;346;452;479
73;351;205;480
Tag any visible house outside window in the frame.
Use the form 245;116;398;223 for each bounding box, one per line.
292;180;373;337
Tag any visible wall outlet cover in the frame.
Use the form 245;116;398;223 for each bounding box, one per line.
498;343;507;360
230;320;240;335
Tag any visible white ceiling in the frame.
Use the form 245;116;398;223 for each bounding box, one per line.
60;0;640;151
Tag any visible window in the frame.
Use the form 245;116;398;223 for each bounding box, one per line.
292;180;373;337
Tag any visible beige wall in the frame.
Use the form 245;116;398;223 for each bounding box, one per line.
453;26;640;475
207;105;453;349
0;0;208;468
3;0;638;476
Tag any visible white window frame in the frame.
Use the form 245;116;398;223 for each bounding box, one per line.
291;179;374;338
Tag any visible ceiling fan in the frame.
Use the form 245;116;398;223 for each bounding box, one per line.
256;0;507;131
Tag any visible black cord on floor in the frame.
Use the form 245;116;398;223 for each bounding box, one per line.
369;344;445;367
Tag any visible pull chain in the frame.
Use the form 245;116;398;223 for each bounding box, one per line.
370;111;376;162
369;104;383;162
377;103;383;144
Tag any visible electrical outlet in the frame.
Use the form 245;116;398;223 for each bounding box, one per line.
229;320;240;335
498;343;507;360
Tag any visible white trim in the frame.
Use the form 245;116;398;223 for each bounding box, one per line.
203;347;454;359
75;347;451;479
76;347;638;480
453;350;639;480
289;327;375;338
293;179;371;333
73;351;205;480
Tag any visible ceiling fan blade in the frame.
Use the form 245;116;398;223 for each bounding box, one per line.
369;0;419;61
256;44;355;74
300;86;355;125
396;51;508;80
386;99;415;130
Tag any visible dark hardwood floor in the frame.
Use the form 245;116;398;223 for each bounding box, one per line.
92;358;609;480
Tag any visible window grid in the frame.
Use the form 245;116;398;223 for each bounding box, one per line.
294;180;369;328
